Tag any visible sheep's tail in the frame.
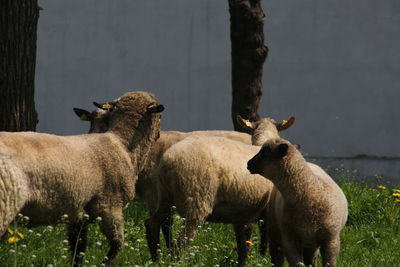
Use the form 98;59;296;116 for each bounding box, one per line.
0;159;30;237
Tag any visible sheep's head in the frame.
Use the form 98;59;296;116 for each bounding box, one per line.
73;108;110;133
236;115;295;146
247;138;294;178
75;91;164;145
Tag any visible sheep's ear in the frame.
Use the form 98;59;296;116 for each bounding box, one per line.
73;108;92;121
273;143;289;158
147;104;165;113
236;115;255;130
276;116;295;131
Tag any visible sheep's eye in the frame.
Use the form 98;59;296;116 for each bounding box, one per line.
260;147;269;157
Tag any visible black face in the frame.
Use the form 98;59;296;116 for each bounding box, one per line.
73;108;111;133
247;150;264;174
247;140;289;175
89;110;111;133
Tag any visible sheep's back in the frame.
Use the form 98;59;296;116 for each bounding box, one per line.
159;136;273;224
307;162;348;228
0;132;135;224
190;130;251;144
274;154;348;238
137;130;250;209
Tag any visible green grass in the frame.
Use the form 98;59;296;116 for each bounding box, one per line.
1;178;399;267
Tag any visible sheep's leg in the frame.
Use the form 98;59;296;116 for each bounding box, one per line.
67;220;89;267
258;219;268;255
233;223;253;267
303;247;318;267
282;234;303;267
173;216;202;259
161;214;173;249
269;239;284;267
146;190;173;250
97;206;125;267
268;223;284;267
182;218;200;241
145;203;172;261
320;237;340;267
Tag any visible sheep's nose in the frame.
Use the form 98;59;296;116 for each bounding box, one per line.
247;160;257;174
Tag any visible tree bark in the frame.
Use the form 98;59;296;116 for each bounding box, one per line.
0;0;39;131
229;0;268;133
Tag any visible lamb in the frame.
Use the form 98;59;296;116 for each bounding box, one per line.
0;91;164;266
144;117;295;267
247;138;348;267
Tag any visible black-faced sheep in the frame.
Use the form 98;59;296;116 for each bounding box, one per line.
247;138;348;267
0;91;164;266
144;117;294;267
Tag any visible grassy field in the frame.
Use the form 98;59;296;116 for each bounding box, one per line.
1;177;399;267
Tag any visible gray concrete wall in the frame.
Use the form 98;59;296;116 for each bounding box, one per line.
35;0;400;182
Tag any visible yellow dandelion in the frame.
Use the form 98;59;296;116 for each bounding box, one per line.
245;240;254;246
7;228;14;235
17;232;24;239
392;193;400;197
396;189;400;193
395;199;400;203
377;185;386;190
8;237;20;243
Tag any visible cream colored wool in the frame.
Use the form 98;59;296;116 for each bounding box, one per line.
144;117;291;267
136;130;251;213
0;91;163;266
248;138;348;267
147;135;273;266
157;135;272;224
75;107;254;258
76;111;292;266
73;109;252;215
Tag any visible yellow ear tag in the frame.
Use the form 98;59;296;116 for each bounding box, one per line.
148;104;157;109
102;103;111;110
80;114;88;121
245;120;252;127
281;120;288;126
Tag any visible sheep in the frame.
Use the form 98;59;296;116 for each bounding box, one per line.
247;138;348;267
74;107;294;254
0;91;164;266
144;116;295;267
74;108;253;250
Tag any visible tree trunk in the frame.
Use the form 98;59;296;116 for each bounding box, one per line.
229;0;268;133
0;0;39;131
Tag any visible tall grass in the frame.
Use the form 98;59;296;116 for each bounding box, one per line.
0;177;399;266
